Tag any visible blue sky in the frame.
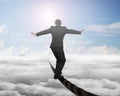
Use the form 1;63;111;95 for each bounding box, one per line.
0;0;120;53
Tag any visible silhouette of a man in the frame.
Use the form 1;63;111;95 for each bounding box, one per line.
31;19;84;79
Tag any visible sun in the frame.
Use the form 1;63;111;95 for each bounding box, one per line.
36;7;57;24
42;9;56;21
35;3;62;26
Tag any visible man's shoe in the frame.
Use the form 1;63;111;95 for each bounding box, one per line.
54;74;61;79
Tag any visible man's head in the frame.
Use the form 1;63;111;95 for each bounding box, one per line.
55;19;61;26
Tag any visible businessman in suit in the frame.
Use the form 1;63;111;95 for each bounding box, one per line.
31;19;84;79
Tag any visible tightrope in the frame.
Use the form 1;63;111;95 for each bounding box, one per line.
58;76;99;96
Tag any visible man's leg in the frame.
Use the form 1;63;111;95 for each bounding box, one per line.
55;48;66;75
51;48;66;79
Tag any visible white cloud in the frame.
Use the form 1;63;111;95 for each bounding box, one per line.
87;45;120;55
0;45;120;96
0;82;73;96
0;46;15;56
0;40;4;48
61;77;120;96
0;25;7;34
86;24;108;32
109;22;120;30
86;22;120;35
0;24;6;48
19;46;30;56
0;82;15;90
0;90;23;96
1;45;119;62
43;79;64;88
14;84;56;96
66;45;120;56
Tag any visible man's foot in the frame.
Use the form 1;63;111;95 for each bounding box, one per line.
54;69;62;79
54;73;62;79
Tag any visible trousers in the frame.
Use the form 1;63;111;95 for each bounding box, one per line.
51;47;66;75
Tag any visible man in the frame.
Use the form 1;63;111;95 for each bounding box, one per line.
31;19;84;79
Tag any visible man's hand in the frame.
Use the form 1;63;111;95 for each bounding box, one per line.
31;32;36;36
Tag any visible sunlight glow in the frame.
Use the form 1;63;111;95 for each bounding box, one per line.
45;12;53;20
42;8;56;22
35;3;63;27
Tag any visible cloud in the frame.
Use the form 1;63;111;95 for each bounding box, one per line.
65;55;120;81
58;77;120;96
0;82;15;90
43;79;64;88
0;40;4;48
66;45;120;56
86;22;120;35
109;22;120;30
0;24;7;48
0;81;73;96
0;45;120;96
0;46;15;56
1;77;120;96
19;46;30;56
86;24;108;32
0;90;24;96
0;25;7;34
14;84;56;96
87;45;120;55
1;45;119;62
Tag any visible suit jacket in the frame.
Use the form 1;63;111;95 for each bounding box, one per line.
36;26;81;48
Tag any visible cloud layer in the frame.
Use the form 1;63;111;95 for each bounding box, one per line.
86;22;120;35
0;45;120;96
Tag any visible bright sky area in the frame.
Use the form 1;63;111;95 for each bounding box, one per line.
0;0;120;56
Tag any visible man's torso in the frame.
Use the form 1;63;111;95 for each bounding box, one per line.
50;26;66;48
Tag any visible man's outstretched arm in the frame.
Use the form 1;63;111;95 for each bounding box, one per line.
31;29;50;36
66;29;84;34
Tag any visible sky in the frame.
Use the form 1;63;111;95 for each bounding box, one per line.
0;0;120;52
0;0;120;96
